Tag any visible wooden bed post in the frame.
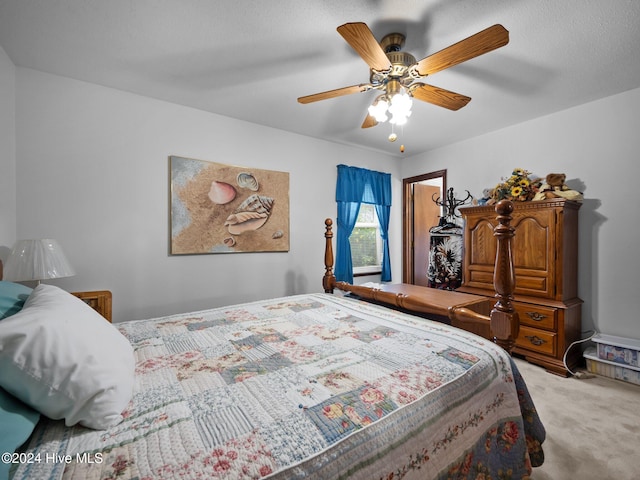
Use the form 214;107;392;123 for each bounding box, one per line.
323;218;336;293
490;200;520;352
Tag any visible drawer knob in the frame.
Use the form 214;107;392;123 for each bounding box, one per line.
526;311;547;322
525;335;547;346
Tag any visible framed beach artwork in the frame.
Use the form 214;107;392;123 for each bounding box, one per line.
170;156;290;254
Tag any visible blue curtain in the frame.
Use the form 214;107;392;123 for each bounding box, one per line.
335;164;392;283
334;201;361;283
374;203;392;281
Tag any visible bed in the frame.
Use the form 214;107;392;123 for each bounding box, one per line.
0;200;544;480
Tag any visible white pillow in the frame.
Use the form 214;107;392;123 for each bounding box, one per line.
0;284;134;429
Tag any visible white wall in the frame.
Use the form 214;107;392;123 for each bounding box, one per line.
8;62;639;340
13;68;402;321
0;46;16;251
401;87;640;339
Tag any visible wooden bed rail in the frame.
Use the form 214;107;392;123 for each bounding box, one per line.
323;200;519;353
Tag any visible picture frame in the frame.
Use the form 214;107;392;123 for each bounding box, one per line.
170;156;290;254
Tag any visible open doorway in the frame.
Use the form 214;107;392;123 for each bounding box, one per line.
402;170;446;285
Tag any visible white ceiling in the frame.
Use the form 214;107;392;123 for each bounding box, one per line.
1;0;639;158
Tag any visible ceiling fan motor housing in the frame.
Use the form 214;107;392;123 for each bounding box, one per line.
370;50;417;87
380;32;405;52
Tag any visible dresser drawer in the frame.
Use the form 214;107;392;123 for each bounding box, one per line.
516;326;557;356
514;303;557;330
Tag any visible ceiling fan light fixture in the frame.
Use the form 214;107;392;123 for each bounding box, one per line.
388;90;412;125
368;97;389;122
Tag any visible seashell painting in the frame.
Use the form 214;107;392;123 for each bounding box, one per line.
236;172;259;191
224;194;274;235
170;156;288;254
208;181;236;205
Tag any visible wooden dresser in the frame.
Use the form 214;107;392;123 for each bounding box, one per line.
458;198;582;375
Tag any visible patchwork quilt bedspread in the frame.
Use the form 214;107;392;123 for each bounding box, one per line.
13;293;544;480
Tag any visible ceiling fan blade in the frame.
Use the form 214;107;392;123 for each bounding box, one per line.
361;114;378;128
414;24;509;76
411;83;471;110
337;22;392;72
297;84;370;104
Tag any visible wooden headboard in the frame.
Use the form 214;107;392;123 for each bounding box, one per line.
71;290;113;322
323;200;520;353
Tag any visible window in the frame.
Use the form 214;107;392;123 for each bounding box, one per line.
349;204;382;275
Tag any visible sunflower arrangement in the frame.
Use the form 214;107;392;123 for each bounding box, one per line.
491;168;539;202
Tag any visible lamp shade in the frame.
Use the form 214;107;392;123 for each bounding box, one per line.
3;239;75;282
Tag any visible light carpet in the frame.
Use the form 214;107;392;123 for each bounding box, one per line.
514;357;640;479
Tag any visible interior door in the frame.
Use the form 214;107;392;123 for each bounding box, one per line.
412;183;442;286
402;170;446;285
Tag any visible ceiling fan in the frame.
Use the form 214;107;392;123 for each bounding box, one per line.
298;22;509;129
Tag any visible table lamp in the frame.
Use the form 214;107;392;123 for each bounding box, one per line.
3;239;75;284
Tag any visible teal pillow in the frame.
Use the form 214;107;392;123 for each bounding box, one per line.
0;281;32;319
0;387;40;480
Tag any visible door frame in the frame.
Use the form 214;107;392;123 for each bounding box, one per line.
402;170;447;284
